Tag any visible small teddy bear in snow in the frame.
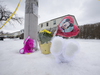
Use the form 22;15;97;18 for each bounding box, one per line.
19;36;36;54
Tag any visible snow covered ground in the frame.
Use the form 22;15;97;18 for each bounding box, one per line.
0;38;100;75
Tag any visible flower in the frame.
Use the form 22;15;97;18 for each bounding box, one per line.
40;29;51;34
38;29;52;44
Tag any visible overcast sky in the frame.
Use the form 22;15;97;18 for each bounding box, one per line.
0;0;100;33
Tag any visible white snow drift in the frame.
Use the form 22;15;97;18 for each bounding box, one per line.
0;38;100;75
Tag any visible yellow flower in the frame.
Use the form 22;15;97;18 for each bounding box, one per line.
40;30;44;33
27;53;31;55
40;29;51;34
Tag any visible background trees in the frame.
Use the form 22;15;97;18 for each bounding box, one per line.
74;22;100;39
0;0;23;26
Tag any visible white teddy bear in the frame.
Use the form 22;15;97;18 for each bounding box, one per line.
50;36;80;63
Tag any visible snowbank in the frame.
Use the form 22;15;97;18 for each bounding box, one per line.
0;38;100;75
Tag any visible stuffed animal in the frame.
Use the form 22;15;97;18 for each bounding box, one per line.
50;36;80;63
19;36;36;54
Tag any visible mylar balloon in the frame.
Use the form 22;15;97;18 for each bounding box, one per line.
55;16;79;37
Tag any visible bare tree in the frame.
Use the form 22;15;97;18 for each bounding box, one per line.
0;1;23;26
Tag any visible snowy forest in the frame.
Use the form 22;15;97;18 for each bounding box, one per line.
74;22;100;39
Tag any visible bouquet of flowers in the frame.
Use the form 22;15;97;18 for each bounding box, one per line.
38;29;53;54
38;29;52;44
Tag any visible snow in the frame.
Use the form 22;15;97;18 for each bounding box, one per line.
0;38;100;75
